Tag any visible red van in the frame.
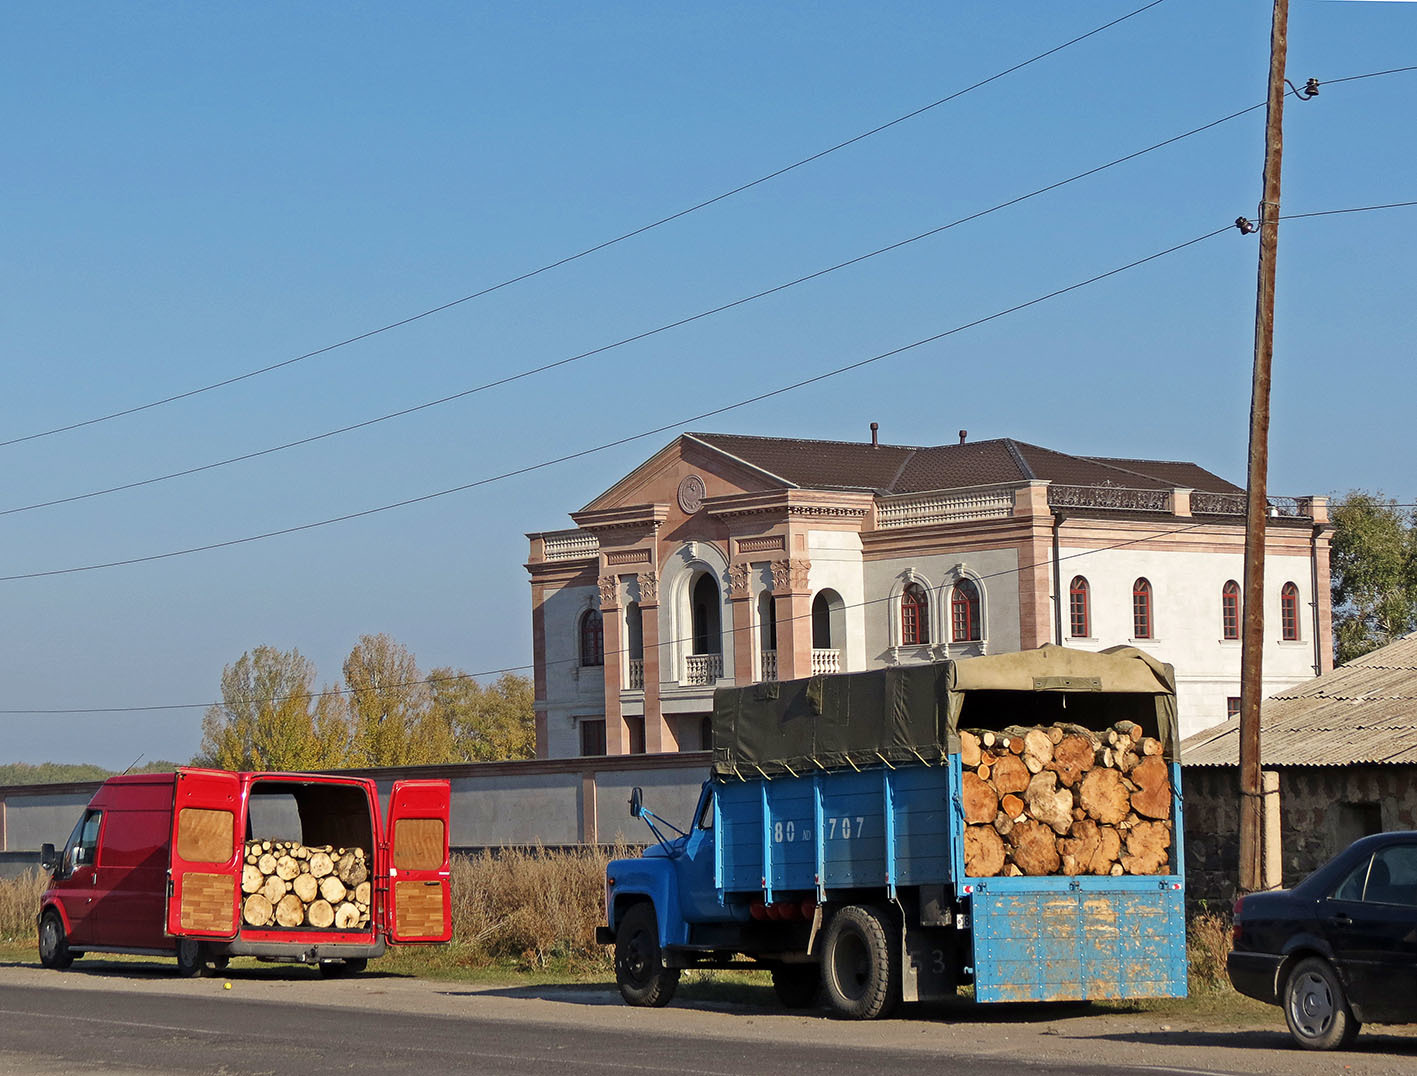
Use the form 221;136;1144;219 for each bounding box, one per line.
37;767;452;976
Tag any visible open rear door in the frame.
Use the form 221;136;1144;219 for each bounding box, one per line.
167;768;242;939
386;779;452;943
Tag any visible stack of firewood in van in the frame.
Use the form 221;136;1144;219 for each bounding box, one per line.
240;840;372;930
959;720;1173;878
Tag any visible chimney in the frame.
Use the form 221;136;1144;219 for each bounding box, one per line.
958;429;968;445
870;422;879;447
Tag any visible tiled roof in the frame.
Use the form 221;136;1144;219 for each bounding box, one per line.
687;432;1240;496
1181;633;1417;767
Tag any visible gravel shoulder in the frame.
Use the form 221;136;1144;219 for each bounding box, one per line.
2;956;1416;1076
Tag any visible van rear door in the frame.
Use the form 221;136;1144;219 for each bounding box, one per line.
166;768;242;939
386;780;452;943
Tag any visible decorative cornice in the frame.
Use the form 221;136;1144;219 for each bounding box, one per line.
727;562;752;599
770;558;811;592
571;502;670;534
636;572;659;604
598;575;620;609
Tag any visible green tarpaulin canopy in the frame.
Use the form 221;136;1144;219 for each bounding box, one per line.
711;644;1178;778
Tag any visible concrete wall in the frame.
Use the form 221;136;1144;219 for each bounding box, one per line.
0;754;714;877
1182;763;1417;912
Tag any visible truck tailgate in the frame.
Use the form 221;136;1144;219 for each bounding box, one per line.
970;883;1186;1002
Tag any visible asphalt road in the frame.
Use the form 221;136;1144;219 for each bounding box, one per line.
2;959;1416;1076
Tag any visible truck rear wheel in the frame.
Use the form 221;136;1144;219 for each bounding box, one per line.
821;904;899;1019
38;910;73;970
615;903;679;1007
772;964;822;1009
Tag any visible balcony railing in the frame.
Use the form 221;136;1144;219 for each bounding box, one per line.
876;486;1016;529
541;529;599;561
761;650;778;682
684;653;723;686
627;659;644;691
812;649;841;676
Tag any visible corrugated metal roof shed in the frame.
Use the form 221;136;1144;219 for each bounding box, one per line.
1181;633;1417;767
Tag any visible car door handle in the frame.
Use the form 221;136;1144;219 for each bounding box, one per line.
1325;914;1352;927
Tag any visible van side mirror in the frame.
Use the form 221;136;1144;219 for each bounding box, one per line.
40;843;57;872
629;787;643;819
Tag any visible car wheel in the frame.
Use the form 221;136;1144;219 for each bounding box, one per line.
614;903;679;1007
821;904;899;1020
175;937;206;978
1284;957;1360;1050
772;964;822;1009
38;911;74;970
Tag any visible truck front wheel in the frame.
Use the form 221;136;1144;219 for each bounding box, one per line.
821;905;899;1019
614;903;679;1007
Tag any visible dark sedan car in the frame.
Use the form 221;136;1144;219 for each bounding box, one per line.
1228;830;1417;1050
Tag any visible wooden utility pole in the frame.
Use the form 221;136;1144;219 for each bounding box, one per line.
1238;0;1290;894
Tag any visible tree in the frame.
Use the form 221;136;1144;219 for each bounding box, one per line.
1329;491;1417;664
195;646;349;770
431;670;536;761
342;634;452;766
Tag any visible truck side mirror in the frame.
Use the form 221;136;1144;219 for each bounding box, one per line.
629;787;643;819
40;843;57;872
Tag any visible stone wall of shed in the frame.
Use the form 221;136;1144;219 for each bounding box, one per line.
1183;763;1417;912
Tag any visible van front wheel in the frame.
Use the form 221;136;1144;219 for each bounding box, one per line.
614;903;679;1007
38;911;73;970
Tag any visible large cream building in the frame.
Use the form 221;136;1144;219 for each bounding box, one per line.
525;431;1333;757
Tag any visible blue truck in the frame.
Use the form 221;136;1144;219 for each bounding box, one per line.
598;644;1186;1018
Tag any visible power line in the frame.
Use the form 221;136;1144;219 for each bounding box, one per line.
1;98;1270;519
0;222;1234;585
0;516;1220;716
0;2;1172;451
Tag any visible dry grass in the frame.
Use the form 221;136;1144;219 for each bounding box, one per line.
0;870;46;942
1186;909;1235;994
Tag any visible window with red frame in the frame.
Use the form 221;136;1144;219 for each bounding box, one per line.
1227;697;1241;720
579;609;604;667
901;583;929;645
951;578;981;642
1222;580;1240;640
1281;582;1300;641
1132;578;1153;639
1069;576;1090;638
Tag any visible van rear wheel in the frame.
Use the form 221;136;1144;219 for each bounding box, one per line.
319;958;367;978
175;937;206;978
38;911;73;970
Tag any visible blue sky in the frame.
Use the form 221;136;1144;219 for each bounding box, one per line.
3;2;1414;767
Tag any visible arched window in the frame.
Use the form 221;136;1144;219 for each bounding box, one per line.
1281;582;1300;641
901;583;929;645
579;609;604;667
1132;578;1153;640
1069;576;1090;638
1222;581;1240;640
812;592;832;650
690;573;721;655
951;579;981;642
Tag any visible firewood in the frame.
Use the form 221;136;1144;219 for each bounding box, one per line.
1008;819;1061;876
1078;767;1130;826
355;881;371;905
961;771;999;824
1023;771;1075;835
1060;819;1123;876
275;855;299;881
292;873;319;903
1129;755;1172;820
975;761;991;781
243;893;273;927
1121;820;1172;875
309;852;335;878
959;730;982;769
1101;747;1115;769
257;852;277;875
1049;734;1096;787
1140;736;1163;757
334;902;361;929
320;876;347;904
307;899;335;929
261;874;287;906
1114;720;1143;742
964;826;1005;876
990;753;1030;796
1046;725;1065;745
260;840;272;852
1000;793;1025;819
993;811;1015;837
337;853;367;886
242;863;264;894
275;893;305;927
1109;863;1124;876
